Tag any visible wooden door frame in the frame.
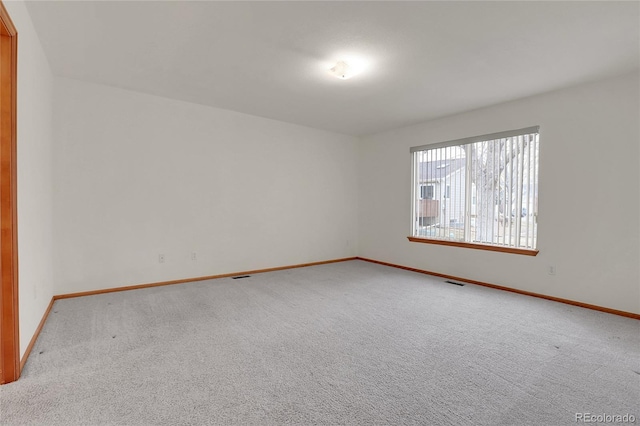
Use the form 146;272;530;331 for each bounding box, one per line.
0;0;19;385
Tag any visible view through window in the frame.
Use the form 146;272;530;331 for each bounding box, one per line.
411;127;539;251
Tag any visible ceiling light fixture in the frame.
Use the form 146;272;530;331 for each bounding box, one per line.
329;61;351;79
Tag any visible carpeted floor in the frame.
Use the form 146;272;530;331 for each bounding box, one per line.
0;260;638;425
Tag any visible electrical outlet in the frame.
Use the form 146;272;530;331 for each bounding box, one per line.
159;254;165;263
191;252;197;261
548;265;556;275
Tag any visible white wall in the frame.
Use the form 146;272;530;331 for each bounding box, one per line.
53;78;358;294
4;0;56;358
358;72;640;314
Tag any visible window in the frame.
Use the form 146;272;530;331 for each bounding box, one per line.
420;184;434;200
410;126;539;254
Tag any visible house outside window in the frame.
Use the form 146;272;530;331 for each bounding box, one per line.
410;126;539;253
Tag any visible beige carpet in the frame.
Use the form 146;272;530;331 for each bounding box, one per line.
0;260;638;425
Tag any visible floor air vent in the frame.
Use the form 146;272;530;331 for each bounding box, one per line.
445;280;465;287
232;275;251;280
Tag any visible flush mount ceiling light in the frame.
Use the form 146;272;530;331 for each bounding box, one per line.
325;55;370;80
329;61;352;79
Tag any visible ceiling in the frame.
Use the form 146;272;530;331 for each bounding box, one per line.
26;1;639;136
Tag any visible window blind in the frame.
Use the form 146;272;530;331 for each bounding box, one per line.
411;127;539;249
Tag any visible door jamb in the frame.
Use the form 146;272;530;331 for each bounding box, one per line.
0;0;19;385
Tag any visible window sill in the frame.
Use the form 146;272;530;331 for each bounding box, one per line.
407;236;539;256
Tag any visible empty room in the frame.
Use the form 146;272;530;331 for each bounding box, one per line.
0;1;638;425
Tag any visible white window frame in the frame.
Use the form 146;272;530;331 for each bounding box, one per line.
409;126;540;256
